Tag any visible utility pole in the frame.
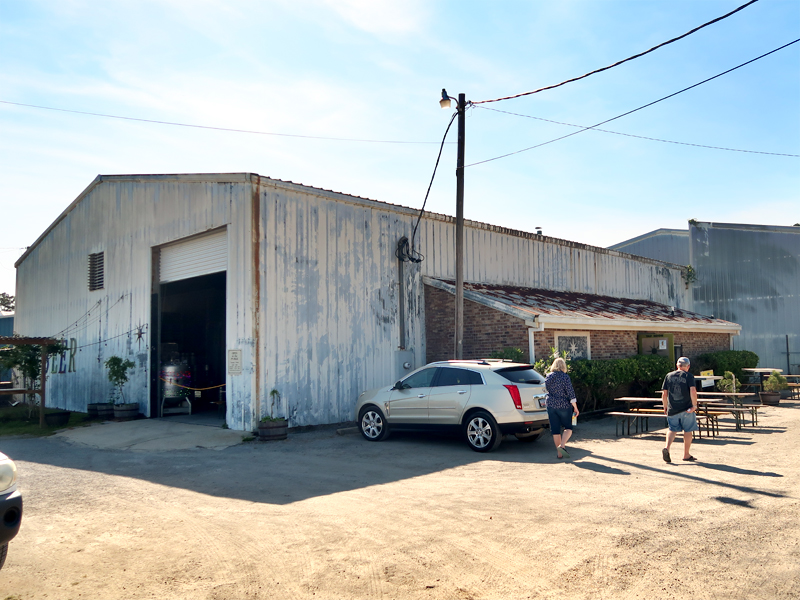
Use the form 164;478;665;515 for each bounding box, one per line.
454;93;465;360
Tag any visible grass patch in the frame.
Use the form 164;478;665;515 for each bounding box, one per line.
0;405;98;437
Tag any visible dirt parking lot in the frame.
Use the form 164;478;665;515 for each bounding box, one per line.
1;402;799;600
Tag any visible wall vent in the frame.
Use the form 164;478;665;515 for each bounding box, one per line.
88;252;105;291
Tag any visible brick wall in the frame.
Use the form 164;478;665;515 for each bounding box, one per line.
424;285;731;364
425;285;529;363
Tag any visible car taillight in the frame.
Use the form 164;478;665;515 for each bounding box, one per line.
504;384;523;409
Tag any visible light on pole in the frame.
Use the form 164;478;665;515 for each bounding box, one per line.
441;89;466;359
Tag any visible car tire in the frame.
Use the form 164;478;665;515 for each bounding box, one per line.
0;543;7;571
359;405;390;442
463;410;502;452
514;432;542;443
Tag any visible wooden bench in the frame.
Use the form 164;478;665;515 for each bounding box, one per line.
610;410;714;438
607;412;657;437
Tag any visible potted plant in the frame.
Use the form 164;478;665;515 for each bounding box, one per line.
257;389;287;440
104;356;138;420
717;371;740;393
759;371;788;406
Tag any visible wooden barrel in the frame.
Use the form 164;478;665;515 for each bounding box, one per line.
44;411;71;428
114;403;139;420
258;420;288;441
96;404;114;419
87;403;101;417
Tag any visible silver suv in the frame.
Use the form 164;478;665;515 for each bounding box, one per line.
355;360;548;452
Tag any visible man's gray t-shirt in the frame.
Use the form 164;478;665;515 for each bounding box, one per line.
662;370;695;416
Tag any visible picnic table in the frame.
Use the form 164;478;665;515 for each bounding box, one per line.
610;397;722;437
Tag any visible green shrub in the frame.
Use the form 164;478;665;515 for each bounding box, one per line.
693;350;759;382
763;371;788;393
568;355;672;412
717;371;740;393
489;347;526;362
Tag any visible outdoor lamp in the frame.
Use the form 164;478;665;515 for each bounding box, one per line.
440;89;452;109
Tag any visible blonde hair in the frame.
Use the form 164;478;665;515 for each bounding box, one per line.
549;357;568;373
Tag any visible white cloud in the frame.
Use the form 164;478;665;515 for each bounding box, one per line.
316;0;429;35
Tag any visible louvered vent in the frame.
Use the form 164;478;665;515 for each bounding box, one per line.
88;252;105;291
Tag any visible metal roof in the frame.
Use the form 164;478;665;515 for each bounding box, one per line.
424;277;740;333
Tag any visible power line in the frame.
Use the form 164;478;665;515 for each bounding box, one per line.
473;0;761;105
0;100;449;145
474;105;799;158
467;39;800;167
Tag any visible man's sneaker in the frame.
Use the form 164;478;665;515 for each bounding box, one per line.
662;448;671;463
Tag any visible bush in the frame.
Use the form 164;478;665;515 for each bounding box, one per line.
763;371;788;393
693;350;759;382
717;371;740;393
568;355;672;412
489;347;526;362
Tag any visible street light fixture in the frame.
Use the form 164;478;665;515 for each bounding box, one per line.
441;89;467;359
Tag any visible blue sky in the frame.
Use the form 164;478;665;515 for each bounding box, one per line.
1;0;798;299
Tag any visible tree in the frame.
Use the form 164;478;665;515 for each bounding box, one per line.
0;293;14;312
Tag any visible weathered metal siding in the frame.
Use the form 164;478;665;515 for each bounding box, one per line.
15;172;690;431
0;315;13;381
691;222;800;372
418;218;688;307
257;179;423;426
609;229;690;266
14;175;255;429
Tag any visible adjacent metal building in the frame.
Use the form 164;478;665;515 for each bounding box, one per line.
15;173;693;431
611;221;800;373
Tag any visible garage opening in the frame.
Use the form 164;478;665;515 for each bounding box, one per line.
151;230;227;421
160;271;226;417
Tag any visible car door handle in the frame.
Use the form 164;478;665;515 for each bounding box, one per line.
457;390;467;394
417;394;426;398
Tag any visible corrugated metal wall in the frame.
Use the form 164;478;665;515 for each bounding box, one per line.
0;315;13;382
14;175;256;429
255;176;688;427
691;222;800;373
15;173;690;431
608;229;690;266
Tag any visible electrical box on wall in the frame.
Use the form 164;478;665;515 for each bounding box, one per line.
395;350;415;380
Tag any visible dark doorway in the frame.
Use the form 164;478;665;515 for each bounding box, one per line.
157;271;226;416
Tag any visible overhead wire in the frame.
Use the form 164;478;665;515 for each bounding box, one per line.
474;105;800;158
0;100;451;145
466;39;800;168
400;110;459;262
472;0;761;105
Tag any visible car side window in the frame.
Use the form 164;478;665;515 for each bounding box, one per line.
401;368;438;389
433;367;483;387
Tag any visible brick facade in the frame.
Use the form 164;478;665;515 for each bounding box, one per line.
424;284;731;364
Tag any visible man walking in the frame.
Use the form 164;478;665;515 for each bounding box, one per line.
661;356;699;463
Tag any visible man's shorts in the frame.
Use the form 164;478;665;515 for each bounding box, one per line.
667;410;699;433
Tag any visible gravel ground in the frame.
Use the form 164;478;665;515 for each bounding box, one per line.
1;401;798;599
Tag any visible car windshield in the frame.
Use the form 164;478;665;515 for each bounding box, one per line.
495;366;545;384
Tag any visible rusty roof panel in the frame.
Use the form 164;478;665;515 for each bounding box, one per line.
435;279;736;326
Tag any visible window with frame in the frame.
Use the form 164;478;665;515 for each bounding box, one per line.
88;252;105;291
554;332;591;360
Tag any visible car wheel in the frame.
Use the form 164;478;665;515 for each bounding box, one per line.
359;406;389;442
0;543;7;571
464;410;502;452
515;432;542;443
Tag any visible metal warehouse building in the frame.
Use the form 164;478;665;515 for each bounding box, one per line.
14;173;738;432
611;222;800;373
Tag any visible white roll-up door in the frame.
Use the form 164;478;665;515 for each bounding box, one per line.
160;229;227;283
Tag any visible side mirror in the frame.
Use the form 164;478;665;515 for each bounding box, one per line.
392;381;403;390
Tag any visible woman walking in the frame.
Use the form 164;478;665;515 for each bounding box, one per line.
545;357;579;459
